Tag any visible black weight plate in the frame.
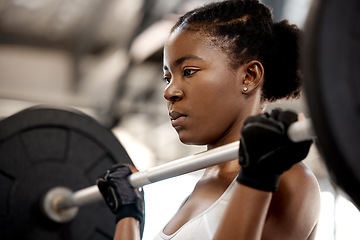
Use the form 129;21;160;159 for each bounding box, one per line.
0;106;133;240
304;0;360;207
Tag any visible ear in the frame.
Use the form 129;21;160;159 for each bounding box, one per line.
241;60;264;94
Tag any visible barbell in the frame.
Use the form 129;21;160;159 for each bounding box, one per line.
0;106;314;239
42;117;313;223
1;0;360;238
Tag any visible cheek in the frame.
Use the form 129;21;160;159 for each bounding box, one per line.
198;76;240;111
184;77;243;144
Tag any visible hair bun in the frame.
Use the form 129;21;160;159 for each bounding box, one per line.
262;20;302;102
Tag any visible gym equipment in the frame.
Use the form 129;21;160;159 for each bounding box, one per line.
0;106;314;239
0;107;133;239
303;0;360;208
45;117;313;216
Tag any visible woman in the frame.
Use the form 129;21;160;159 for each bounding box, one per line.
97;0;321;239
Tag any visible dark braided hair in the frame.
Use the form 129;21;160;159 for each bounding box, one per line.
171;0;302;102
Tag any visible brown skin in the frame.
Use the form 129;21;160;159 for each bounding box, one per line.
113;27;321;240
214;163;321;240
215;184;272;240
163;27;263;149
114;218;140;240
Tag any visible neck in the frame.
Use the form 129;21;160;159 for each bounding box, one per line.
204;93;265;176
206;105;264;150
207;136;240;150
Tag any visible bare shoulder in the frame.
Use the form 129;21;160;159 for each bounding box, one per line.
262;162;321;240
280;162;321;200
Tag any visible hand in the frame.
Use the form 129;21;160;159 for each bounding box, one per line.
96;164;145;228
236;109;312;192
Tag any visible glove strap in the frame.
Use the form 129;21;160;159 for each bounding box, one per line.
115;202;144;224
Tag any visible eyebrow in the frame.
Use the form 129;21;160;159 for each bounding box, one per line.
163;54;204;71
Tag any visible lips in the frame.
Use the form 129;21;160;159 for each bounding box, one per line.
169;111;187;128
169;111;185;120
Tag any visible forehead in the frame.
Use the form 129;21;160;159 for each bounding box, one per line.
163;28;227;69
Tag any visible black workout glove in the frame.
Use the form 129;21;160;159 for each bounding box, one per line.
236;109;312;192
96;164;145;227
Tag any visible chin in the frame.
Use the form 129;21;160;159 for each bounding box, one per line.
178;132;212;146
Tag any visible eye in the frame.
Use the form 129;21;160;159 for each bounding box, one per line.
163;76;171;84
183;68;198;77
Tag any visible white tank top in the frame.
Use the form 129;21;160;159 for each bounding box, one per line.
153;178;237;240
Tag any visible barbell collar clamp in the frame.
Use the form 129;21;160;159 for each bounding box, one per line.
41;187;79;223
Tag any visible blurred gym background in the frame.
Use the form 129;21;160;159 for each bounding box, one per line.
0;0;359;239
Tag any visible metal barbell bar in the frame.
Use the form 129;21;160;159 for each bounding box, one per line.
42;118;315;223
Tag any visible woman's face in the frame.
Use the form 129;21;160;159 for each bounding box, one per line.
163;28;248;147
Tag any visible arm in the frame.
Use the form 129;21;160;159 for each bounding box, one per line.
114;218;141;240
97;165;145;240
261;163;321;240
216;163;320;240
214;109;313;240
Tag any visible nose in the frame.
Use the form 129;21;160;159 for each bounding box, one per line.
164;81;184;103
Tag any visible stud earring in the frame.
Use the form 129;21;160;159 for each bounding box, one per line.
243;87;248;92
